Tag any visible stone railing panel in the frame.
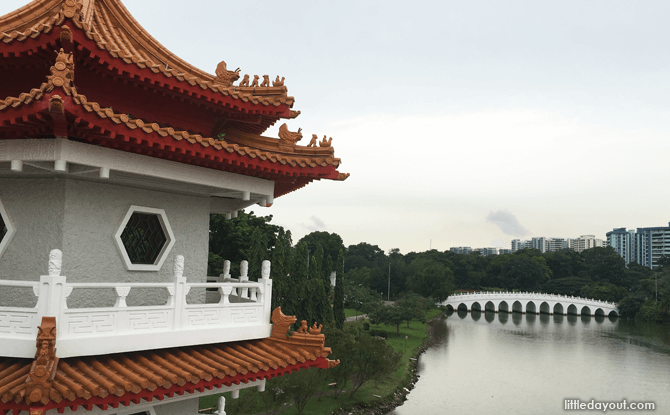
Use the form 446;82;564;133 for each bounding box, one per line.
0;252;274;359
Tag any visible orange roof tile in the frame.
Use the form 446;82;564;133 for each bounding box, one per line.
0;0;294;108
0;310;339;414
0;51;347;175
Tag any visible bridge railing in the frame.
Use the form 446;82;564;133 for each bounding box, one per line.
446;291;616;307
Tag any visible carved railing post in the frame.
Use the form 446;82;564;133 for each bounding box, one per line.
221;260;231;280
261;260;273;322
114;287;131;308
218;286;233;304
239;260;249;298
172;255;187;330
36;249;69;331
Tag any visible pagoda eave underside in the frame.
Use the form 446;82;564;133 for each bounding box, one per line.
0;90;342;198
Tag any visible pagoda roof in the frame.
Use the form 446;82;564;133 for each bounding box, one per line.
0;0;294;109
0;47;349;197
0;310;339;414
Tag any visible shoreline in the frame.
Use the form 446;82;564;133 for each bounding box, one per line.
334;312;446;415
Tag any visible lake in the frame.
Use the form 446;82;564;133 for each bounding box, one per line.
388;310;670;414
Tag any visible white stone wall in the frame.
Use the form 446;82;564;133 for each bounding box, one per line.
0;178;209;308
153;397;199;415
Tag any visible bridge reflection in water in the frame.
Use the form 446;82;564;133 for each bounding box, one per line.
443;291;618;317
458;308;618;325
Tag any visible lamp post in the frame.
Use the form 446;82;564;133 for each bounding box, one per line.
387;262;391;301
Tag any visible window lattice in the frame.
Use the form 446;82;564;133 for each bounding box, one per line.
0;215;6;243
120;213;167;264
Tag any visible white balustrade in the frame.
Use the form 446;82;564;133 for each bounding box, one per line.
0;250;274;359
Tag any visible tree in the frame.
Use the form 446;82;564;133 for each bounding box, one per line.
368;304;406;335
343;284;381;316
348;333;402;397
322;325;356;398
208;211;280;276
297;231;345;264
581;247;626;286
499;253;551;291
396;293;433;328
257;377;289;415
580;283;629;303
407;258;454;302
636;300;666;323
345;243;386;271
247;226;268;281
271;229;294;313
281;368;325;414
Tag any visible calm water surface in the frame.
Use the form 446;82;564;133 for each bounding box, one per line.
388;310;670;415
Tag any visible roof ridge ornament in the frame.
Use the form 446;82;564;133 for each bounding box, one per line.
23;317;59;406
319;135;332;148
60;0;83;21
278;123;302;152
47;48;75;94
214;60;241;87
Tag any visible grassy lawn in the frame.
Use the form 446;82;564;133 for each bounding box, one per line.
344;308;364;318
200;308;443;414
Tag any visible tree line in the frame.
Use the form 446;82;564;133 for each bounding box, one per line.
208;210;669;328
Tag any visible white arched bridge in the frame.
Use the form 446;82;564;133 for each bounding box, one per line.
443;291;619;317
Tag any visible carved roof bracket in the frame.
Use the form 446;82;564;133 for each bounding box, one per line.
24;317;59;406
46;48;76;95
49;95;69;138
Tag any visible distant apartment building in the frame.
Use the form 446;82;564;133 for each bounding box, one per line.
570;235;604;253
450;247;473;255
480;247;498;256
511;236;600;253
548;238;569;252
606;228;636;265
634;224;670;269
498;249;513;255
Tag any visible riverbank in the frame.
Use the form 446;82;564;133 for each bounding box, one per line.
330;309;446;415
199;309;445;415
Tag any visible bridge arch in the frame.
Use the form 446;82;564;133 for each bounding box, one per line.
594;308;605;317
581;306;592;316
539;302;551;314
567;304;579;315
553;303;565;315
457;303;468;312
499;301;511;313
526;301;537;314
471;301;482;312
485;301;496;312
512;301;523;313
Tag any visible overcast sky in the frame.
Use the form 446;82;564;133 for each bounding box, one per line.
3;0;669;254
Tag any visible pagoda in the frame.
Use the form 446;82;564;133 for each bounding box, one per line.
0;0;347;414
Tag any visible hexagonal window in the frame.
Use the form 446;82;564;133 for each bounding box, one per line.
0;199;16;258
114;206;175;271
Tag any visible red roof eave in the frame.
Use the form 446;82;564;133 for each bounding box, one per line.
68;26;293;118
0;357;330;415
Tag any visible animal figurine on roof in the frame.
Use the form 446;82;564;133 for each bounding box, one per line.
319;135;332;147
251;75;260;87
273;76;285;87
260;75;270;87
308;134;318;147
310;322;323;335
239;74;250;87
